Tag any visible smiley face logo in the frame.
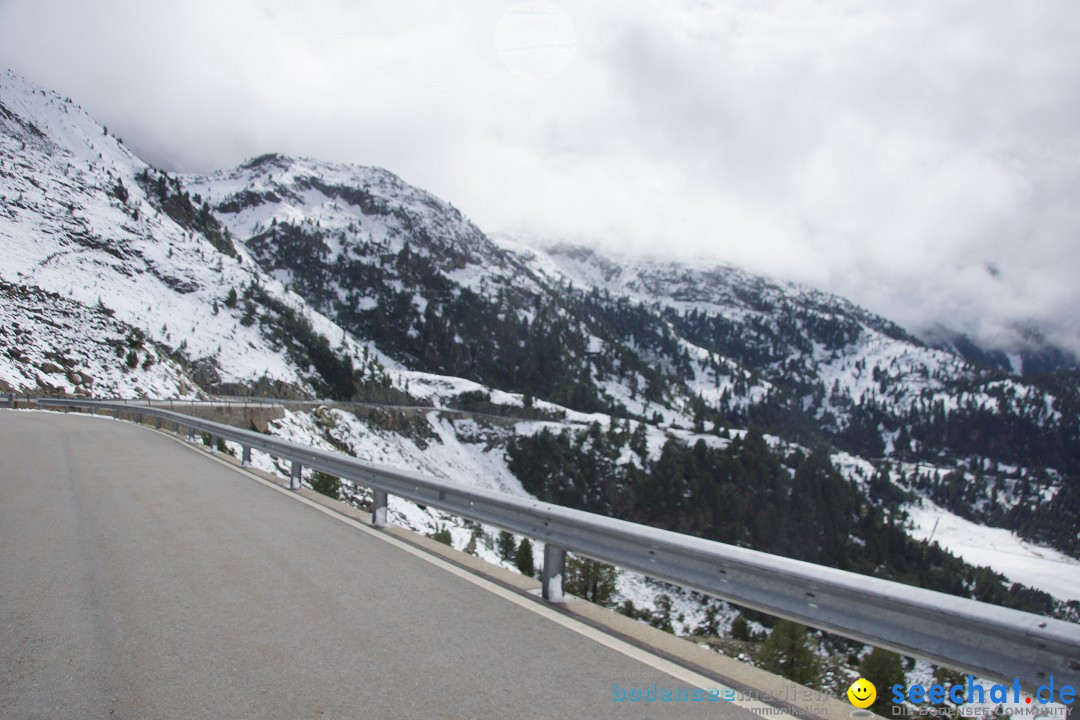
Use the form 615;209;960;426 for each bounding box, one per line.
848;678;876;708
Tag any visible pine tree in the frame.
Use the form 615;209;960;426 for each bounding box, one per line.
696;606;721;636
650;594;675;634
496;530;516;562
564;554;617;606
514;538;535;577
756;620;821;686
730;614;751;641
859;648;905;716
310;471;340;500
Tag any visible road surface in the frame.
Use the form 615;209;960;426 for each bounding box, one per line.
0;410;765;719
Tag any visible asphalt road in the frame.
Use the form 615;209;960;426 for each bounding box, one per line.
0;411;763;719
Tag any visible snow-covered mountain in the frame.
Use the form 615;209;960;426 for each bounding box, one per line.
3;69;1078;627
0;70;382;400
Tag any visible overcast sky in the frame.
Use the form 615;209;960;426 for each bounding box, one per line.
2;0;1079;356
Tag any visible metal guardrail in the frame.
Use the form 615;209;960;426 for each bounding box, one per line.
89;396;286;409
32;397;1080;692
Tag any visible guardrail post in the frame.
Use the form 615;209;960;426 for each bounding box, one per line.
371;489;388;528
135;413;143;425
241;446;252;467
209;434;219;454
289;461;301;490
172;421;179;435
187;427;195;443
155;417;162;430
113;408;119;419
542;545;567;603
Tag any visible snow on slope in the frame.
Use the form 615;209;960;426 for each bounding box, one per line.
511;237;960;408
906;498;1080;601
0;71;383;398
0;281;196;397
496;235;776;414
184;153;519;293
0;73;256;389
812;331;969;420
831;449;1080;602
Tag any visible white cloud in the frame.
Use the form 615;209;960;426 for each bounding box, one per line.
2;0;1079;355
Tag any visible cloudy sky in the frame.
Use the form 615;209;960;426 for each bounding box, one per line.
2;0;1079;355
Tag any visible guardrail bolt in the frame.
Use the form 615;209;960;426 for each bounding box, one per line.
542;545;567;604
290;461;301;491
372;489;389;528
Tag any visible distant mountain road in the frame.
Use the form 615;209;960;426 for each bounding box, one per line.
0;411;762;719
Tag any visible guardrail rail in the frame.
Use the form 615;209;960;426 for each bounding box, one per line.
30;397;1080;692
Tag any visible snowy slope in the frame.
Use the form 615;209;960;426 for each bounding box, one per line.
184;153;529;301
906;498;1080;602
0;70;379;398
510;238;970;418
0;280;196;397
